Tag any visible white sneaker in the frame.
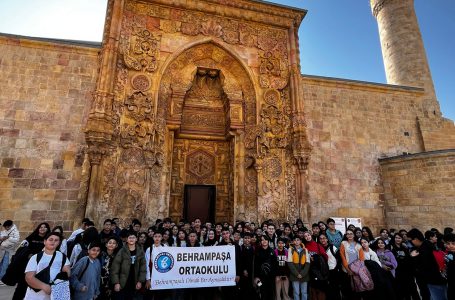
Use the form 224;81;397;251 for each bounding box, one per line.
0;281;5;286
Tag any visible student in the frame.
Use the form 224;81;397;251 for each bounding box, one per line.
70;227;99;267
287;236;310;300
12;222;51;300
254;234;277;300
99;237;120;300
68;218;91;242
266;223;278;249
70;241;102;300
203;229;218;246
444;233;455;300
239;232;255;300
145;231;169;300
319;233;342;300
275;237;290;300
360;238;381;267
389;233;420;300
99;219;113;245
325;218;343;249
0;220;20;283
302;230;328;300
111;231;146;300
51;226;68;256
408;228;447;300
311;224;321;242
24;231;70;300
339;229;364;299
218;228;241;300
374;238;398;277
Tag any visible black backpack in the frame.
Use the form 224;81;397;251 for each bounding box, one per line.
1;246;31;285
328;244;342;273
310;254;330;282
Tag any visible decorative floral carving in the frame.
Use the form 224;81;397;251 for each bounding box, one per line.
259;51;289;89
131;74;151;91
123;27;161;73
200;19;223;37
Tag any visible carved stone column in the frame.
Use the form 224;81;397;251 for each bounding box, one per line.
85;147;104;221
288;22;312;221
84;0;125;222
232;130;246;221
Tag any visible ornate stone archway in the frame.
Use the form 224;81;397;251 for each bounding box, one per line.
82;0;312;227
154;41;259;222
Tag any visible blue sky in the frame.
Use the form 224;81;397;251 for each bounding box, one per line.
0;0;453;121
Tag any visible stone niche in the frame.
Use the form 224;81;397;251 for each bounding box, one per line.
82;0;309;226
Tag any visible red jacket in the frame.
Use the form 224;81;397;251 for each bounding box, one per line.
304;240;328;261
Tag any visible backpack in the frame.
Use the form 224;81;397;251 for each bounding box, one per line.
310;254;330;281
349;260;374;292
1;246;31;285
73;243;88;265
328;245;342;272
30;251;67;292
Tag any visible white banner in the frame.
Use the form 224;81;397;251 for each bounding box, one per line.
346;217;362;229
150;245;236;290
331;217;346;234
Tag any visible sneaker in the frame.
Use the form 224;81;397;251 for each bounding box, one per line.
0;281;5;286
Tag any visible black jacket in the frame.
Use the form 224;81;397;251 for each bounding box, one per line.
253;246;277;280
411;240;446;285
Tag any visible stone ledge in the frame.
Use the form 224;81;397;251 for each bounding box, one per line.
0;32;101;54
301;74;424;94
379;149;455;164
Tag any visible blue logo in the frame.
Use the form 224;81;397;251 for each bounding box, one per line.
154;252;174;273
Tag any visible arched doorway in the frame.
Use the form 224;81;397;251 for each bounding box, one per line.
155;41;258;223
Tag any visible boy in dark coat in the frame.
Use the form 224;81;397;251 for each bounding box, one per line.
111;231;146;300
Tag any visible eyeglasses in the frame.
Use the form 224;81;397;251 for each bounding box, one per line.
346;233;354;235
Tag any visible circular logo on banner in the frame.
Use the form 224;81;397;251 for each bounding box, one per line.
154;252;174;273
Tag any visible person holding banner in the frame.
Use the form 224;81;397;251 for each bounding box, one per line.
145;231;169;300
240;232;255;300
218;227;241;300
254;234;277;300
111;231;146;300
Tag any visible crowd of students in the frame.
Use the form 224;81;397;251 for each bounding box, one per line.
0;217;454;300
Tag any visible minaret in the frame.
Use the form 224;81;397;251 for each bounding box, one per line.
371;0;441;117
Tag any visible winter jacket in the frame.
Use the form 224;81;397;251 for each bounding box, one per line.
376;249;398;277
0;224;20;253
70;256;101;300
411;240;446;285
287;246;310;282
110;244;146;289
254;246;277;281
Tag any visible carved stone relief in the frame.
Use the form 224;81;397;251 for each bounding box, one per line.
170;140;231;222
85;0;311;225
123;27;161;73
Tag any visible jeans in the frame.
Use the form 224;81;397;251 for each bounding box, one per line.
0;251;9;280
292;281;308;300
427;284;447;300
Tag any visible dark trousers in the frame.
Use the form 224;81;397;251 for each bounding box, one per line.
12;276;27;300
113;289;143;300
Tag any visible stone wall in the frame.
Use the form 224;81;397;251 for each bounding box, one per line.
301;75;429;232
380;150;455;230
0;34;99;232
